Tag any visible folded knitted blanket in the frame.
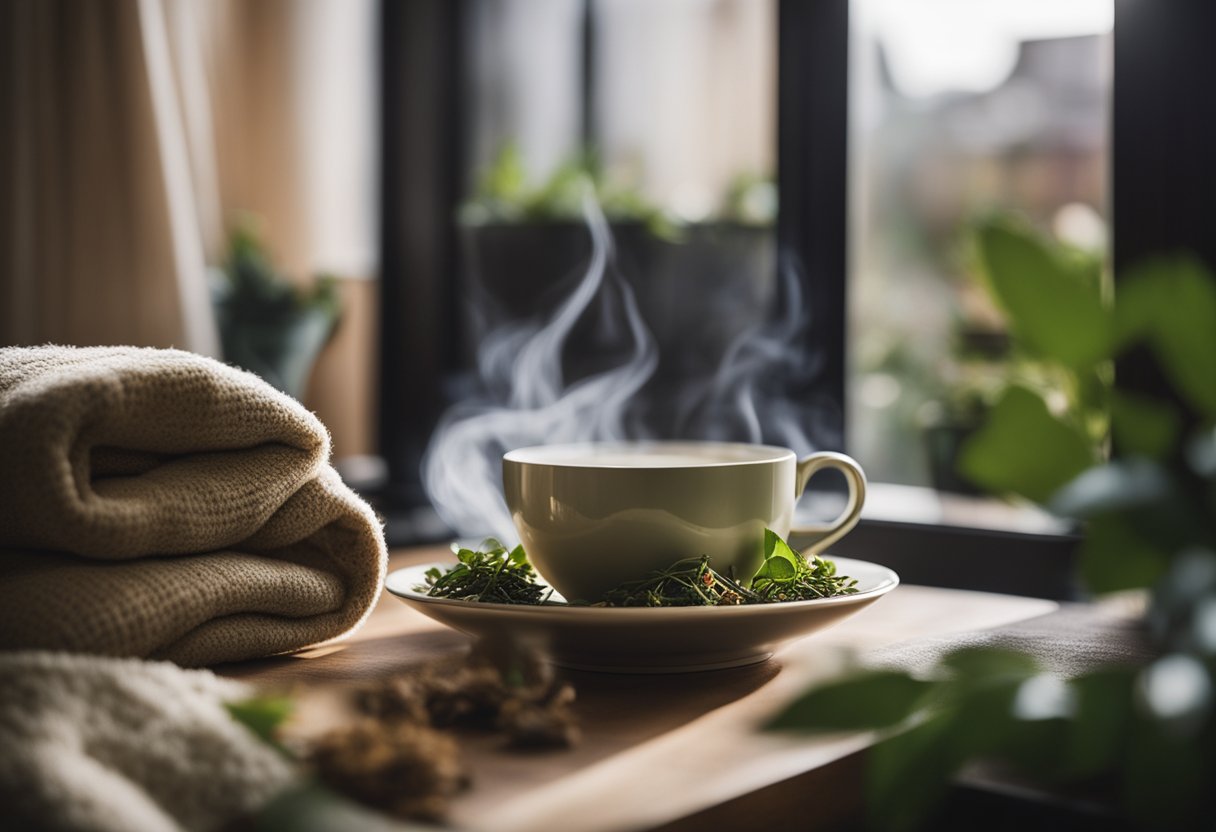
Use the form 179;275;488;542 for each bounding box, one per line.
0;345;387;665
0;651;297;832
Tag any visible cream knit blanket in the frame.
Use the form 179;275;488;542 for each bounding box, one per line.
0;651;296;831
0;345;387;666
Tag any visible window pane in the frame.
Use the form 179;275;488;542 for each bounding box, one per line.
848;0;1113;489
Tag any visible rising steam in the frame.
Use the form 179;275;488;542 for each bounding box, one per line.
673;255;832;457
423;190;831;542
422;188;658;540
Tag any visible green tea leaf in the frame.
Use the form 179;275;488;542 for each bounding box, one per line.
753;556;797;581
766;671;936;732
975;220;1113;368
480;538;508;556
959;385;1096;503
763;528;800;571
226;696;293;745
1078;513;1170;594
508;545;528;567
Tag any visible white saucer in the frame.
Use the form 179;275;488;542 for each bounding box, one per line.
384;557;899;674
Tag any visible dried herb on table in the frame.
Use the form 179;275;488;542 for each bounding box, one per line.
311;648;580;823
355;646;580;749
308;718;469;822
420;539;554;605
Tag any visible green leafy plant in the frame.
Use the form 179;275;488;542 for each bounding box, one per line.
957;218;1112;492
767;219;1216;830
924;218;1112;493
211;217;341;399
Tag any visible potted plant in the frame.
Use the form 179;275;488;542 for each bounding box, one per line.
211;219;341;400
456;145;777;407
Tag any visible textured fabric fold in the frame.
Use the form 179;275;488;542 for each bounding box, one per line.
0;651;297;832
0;345;387;665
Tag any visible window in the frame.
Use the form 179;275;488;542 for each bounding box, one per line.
848;0;1113;489
379;0;1216;601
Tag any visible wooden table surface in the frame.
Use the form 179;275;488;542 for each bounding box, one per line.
218;546;1059;832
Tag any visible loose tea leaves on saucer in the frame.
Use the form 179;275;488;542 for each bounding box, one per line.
598;555;759;607
419;531;858;608
420;539;554;605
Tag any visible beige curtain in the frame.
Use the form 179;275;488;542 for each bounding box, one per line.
1;0;217;353
1;0;378;452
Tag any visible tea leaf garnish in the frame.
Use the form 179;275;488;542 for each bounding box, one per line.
750;529;859;602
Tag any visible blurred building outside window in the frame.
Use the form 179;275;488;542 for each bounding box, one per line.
849;0;1113;491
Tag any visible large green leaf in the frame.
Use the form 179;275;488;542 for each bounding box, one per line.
1111;390;1181;458
941;646;1041;683
975;220;1113;368
1116;257;1216;418
1077;513;1169;594
1060;668;1136;778
866;713;957;832
959;385;1096;503
765;670;936;732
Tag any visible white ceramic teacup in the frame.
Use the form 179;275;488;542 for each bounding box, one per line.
502;441;867;602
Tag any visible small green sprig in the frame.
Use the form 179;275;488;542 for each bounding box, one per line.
420;539;553;605
750;529;859;602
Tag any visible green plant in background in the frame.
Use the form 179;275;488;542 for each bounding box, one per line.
460;142;677;238
923;218;1112;493
461;143;776;238
722;171;778;226
767;218;1216;830
960;218;1114;494
211;218;341;400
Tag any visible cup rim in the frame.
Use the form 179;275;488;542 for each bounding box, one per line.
502;440;797;469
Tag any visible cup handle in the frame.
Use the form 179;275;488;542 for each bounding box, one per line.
790;451;867;557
